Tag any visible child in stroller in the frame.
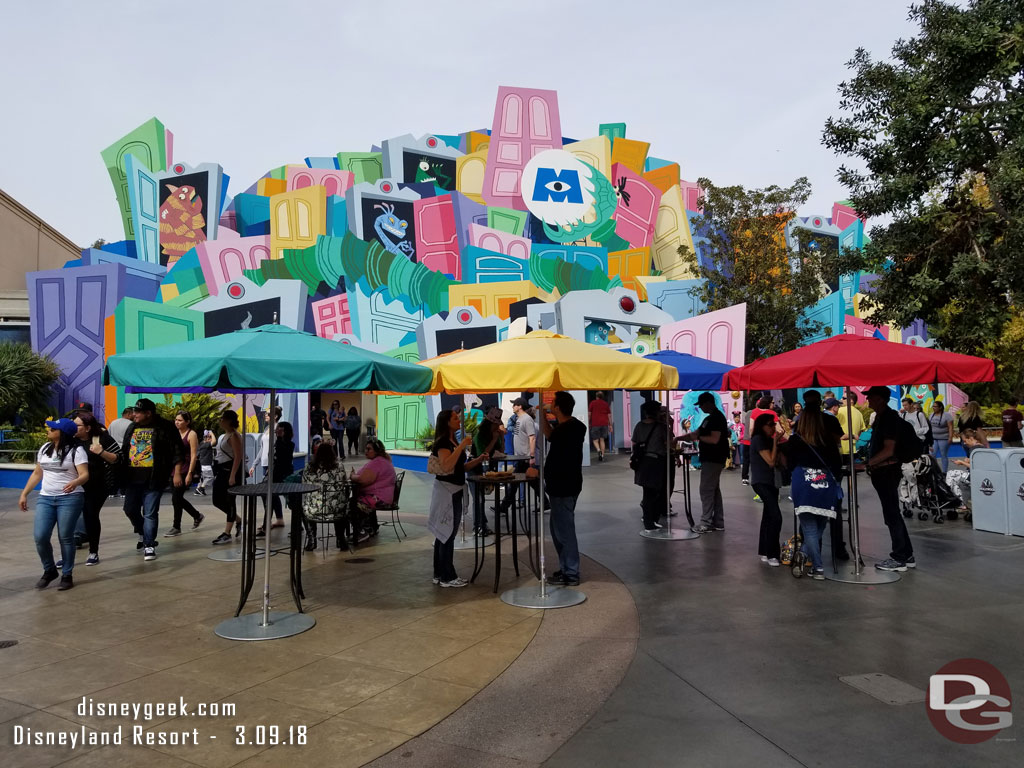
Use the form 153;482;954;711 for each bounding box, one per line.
899;453;961;523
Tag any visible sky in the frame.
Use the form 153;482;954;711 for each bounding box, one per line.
0;0;919;247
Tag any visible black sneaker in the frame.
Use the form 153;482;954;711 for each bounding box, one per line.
255;528;266;538
549;570;564;581
835;545;850;561
905;556;917;569
35;569;59;589
212;533;232;545
549;573;581;586
57;574;74;591
193;513;205;529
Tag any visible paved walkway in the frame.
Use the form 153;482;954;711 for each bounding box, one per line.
2;454;1022;766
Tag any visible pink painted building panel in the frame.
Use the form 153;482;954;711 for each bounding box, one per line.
680;179;704;213
412;195;461;279
196;236;272;296
611;163;660;248
843;315;889;339
286;167;354;198
482;86;562;210
312;293;353;339
467;223;531;262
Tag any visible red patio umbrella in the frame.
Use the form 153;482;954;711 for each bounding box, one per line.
722;334;995;585
723;334;994;390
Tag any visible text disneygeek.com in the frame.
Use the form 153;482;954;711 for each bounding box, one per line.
11;697;308;749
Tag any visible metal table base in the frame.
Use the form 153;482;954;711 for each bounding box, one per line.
214;611;316;641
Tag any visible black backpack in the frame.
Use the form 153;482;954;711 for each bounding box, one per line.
895;417;925;463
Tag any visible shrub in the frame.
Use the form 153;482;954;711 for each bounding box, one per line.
0;343;60;425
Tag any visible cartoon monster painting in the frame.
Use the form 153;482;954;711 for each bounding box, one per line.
159;184;206;265
373;202;415;258
584;320;614;345
520;149;628;249
413;156;453;189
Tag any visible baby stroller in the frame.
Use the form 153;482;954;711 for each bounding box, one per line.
900;453;960;523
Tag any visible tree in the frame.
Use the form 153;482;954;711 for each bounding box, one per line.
90;238;107;249
678;177;838;364
822;0;1024;395
0;342;61;424
155;393;229;433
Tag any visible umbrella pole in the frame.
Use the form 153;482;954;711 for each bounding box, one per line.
261;392;276;626
501;391;585;609
825;390;899;585
640;392;699;542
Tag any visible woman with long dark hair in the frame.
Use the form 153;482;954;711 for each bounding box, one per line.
18;419;89;590
345;406;362;456
211;411;243;545
750;412;783;566
73;412;120;566
351;438;397;541
929;400;954;472
428;409;487;587
328;399;346;459
256;420;294;537
166;410;204;536
784;398;842;580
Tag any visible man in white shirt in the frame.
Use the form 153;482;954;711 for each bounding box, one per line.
497;398;538;520
901;398;931;440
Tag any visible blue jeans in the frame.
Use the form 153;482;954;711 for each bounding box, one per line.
799;513;828;572
931;439;950;473
549;495;580;579
34;494;85;576
123;484;164;547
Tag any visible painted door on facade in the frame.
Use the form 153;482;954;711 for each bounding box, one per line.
531;244;608;274
412;195;460;278
799;292;845;345
287;167;354;198
652;185;696;280
468;224;531;261
607;248;650;295
482;86;561;210
611;163;660;249
377;343;427;450
124;154;162;265
460;246;530;284
28;265;125;416
270;187;327;258
196;236;272;296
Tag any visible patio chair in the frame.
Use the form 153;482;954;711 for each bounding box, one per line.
303;478;352;558
374;471;406;541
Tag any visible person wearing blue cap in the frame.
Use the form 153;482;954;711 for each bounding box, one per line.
18;418;90;590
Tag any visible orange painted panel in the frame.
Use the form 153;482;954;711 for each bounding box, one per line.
644;163;681;194
258;177;287;197
607;247;651;298
610;138;650;175
467;131;490;154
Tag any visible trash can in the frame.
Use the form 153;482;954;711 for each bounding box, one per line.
971;449;1011;535
1006;449;1024;537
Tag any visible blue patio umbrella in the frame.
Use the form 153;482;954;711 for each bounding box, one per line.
641;349;735;391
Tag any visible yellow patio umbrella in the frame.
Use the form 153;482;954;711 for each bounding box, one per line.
418;330;678;393
407;329;677;612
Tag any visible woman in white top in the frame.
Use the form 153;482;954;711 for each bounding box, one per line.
18;418;89;590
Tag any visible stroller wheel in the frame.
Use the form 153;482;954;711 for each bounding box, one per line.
932;513;944;524
918;512;929;521
965;511;972;523
902;508;913;519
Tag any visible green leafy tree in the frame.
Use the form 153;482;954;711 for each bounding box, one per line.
155;393;229;433
0;342;61;424
822;0;1024;396
678;177;838;365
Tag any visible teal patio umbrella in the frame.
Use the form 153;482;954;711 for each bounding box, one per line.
104;324;433;394
104;324;433;641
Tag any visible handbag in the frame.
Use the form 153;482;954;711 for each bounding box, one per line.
427;453;444;475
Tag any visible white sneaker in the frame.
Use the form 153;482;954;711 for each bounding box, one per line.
439;578;467;588
143;547;157;561
767;558;781;567
759;555;769;563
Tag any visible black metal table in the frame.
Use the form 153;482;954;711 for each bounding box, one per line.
229;482;320;616
466;473;533;593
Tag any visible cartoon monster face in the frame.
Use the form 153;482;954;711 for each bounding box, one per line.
584;320;613;345
375;203;408;239
521;150;596;227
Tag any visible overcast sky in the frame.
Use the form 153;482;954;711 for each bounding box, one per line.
0;0;918;247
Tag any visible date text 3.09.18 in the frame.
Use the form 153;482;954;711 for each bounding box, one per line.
235;725;307;745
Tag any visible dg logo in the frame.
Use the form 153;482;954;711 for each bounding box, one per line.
927;659;1012;743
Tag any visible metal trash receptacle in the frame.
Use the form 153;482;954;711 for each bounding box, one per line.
971;449;1011;535
1005;449;1024;537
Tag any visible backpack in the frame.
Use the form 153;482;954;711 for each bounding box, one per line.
895;417;925;463
918;412;934;448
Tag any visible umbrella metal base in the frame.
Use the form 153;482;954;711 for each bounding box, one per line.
825;564;901;585
214;611;316;641
501;584;587;609
640;528;700;541
208;548;268;562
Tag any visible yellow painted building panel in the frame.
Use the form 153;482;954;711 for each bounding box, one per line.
270;186;327;259
456;149;487;204
257;177;287;197
652;186;697;280
564;136;612;179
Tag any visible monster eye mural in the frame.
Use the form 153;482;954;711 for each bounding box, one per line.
403;152;456;191
520;150;621;247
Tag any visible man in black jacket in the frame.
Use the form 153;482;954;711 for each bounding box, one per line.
866;386;915;572
681;392;730;533
121;399;183;561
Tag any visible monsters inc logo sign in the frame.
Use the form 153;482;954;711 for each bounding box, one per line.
531;168;583;204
